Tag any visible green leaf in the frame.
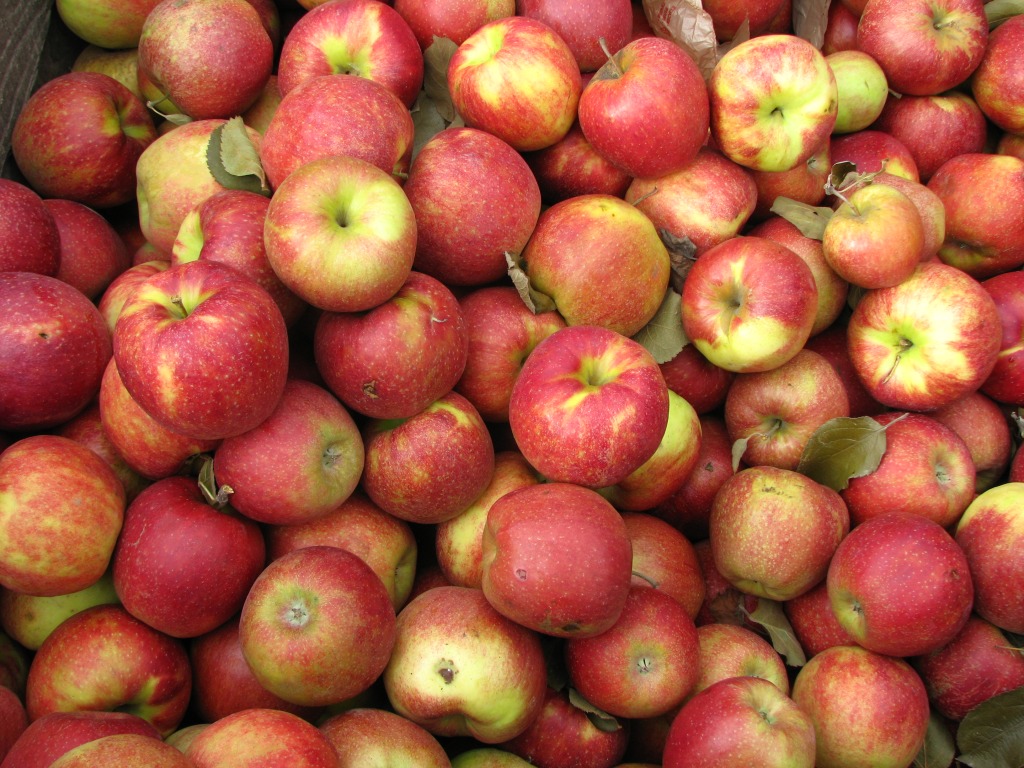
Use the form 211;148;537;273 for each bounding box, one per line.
410;90;447;162
197;456;233;508
423;36;459;123
741;599;807;667
796;415;908;492
631;288;689;364
769;196;834;240
505;251;558;315
913;710;956;768
957;685;1024;768
206;117;270;196
985;0;1024;28
567;687;623;733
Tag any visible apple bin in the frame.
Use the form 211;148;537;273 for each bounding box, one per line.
2;0;1024;765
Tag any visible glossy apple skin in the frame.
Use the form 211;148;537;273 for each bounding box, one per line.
829;129;919;181
54;0;161;48
319;707;451;768
847;262;1002;412
482;482;634;639
579;35;709;179
0;435;124;598
828;512;974;657
185;708;339;768
25;605;192;737
826;50;888;134
11;71;157;209
955;483;1024;633
48;734;191;768
0;179;60;275
931;391;1012;492
622;512;705;620
971;14;1024;134
98;260;170;334
508;325;669;488
523;119;633;204
869;171;947;261
658;344;735;416
394;0;515;49
447;16;581;152
0;711;161;768
783;581;856;658
516;0;632;71
981;270;1024;405
856;0;988;97
277;0;424;107
693;623;790;696
45;199;130;301
0;272;111;432
55;404;149;504
663;676;817;768
791;645;929;768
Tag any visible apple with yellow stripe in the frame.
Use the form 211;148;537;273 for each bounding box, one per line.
709;34;838;173
447;15;581;151
846;261;1001;412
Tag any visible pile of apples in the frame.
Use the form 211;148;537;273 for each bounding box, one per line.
1;0;1024;765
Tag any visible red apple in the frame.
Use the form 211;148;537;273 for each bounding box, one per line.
869;171;947;261
97;259;170;335
579;35;709;179
0;686;26;765
48;734;191;767
517;0;631;71
277;0;424;107
240;545;396;707
25;605;192;737
185;708;339;768
971;14;1024;135
828;512;974;657
44;199;131;301
622;512;705;619
0;711;160;768
393;0;516;49
803;321;886;418
929;391;1012;493
748;140;832;222
658;344;735;416
822;0;859;54
508;324;669;488
981;269;1024;405
406;127;542;287
0;272;111;433
692;623;790;697
0;179;60;275
829;129;919;181
319;707;451;767
54;0;161;48
55;404;149;503
783;581;856;658
522;119;633;204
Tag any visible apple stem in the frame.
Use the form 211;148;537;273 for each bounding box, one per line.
880;339;913;385
630;186;660;207
599;37;624;78
631;570;659;588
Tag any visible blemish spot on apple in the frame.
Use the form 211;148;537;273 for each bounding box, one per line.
362;381;378;398
515;568;527;581
436;659;457;684
561;622;581;633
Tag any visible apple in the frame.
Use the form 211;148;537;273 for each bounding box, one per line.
872;90;989;182
724;348;850;471
112;259;290;441
625;148;758;257
662;676;817;768
927;152;1024;279
746;216;849;336
803;322;886;418
829;129;919;181
517;194;671;337
383;586;547;743
930;391;1012;493
54;0;161;48
44;199;131;301
135;118;264;254
48;734;191;768
184;708;340;768
868;171;947;260
321;709;452;767
454;285;567;422
0;686;26;765
0;632;28;699
55;404;149;503
856;0;988;96
25;604;192;737
826;50;888;134
447;15;581;151
499;685;631;766
821;182;924;289
981;269;1024;405
264;153;417;314
822;0;859;55
790;645;929;768
828;512;974;657
163;724;208;753
212;378;364;526
711;465;850;601
847;262;1002;412
97;259;170;335
98;357;221;480
0;570;119;651
522;119;633;204
0;179;60;275
111;475;266;639
0;435;124;597
260;73;415;189
11;71;157;208
955;482;1024;633
481;482;633;638
621;512;705;620
313;271;468;419
277;0;423;107
138;0;273;119
435;450;540;589
748;139;831;222
658;344;735;416
0;711;161;768
971;14;1024;135
451;748;533;767
709;34;837;173
783;581;856;658
0;272;111;432
525;0;634;71
393;0;515;49
406;127;541;287
361;391;495;524
680;235;819;374
240;73;282;135
692;623;790;697
508;324;669;488
566;585;701;719
914;614;1024;722
840;411;976;529
188;618;323;723
171;189;307;327
578;35;708;179
265;490;419;611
